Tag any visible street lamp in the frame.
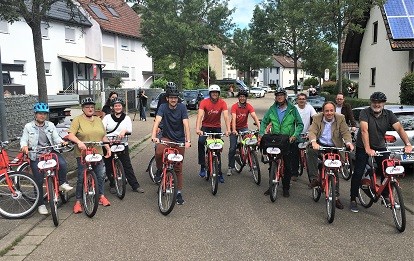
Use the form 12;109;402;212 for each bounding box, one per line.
202;45;213;87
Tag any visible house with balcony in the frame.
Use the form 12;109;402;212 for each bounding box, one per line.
342;0;414;103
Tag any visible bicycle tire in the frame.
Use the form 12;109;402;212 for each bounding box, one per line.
269;160;279;202
358;186;374;208
0;172;40;219
18;162;47;200
326;174;336;223
147;156;156;183
204;154;210;181
390;182;406;232
340;153;352;180
234;149;244;173
83;170;99;218
211;157;219;195
114;159;126;200
312;186;321;202
59;190;69;204
158;170;177;215
48;177;59;226
250;150;261;185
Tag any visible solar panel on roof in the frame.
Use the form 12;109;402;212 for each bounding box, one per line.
384;0;414;40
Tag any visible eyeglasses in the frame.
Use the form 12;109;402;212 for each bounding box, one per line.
297;98;306;100
336;98;344;100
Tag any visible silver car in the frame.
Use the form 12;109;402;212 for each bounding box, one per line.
352;105;414;164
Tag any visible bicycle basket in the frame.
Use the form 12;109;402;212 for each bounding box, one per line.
260;134;290;154
382;159;404;176
242;135;258;146
206;138;224;150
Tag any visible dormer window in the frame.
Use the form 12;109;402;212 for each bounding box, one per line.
89;4;108;20
106;5;119;17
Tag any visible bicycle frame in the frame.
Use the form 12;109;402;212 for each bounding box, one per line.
204;133;224;178
161;147;182;191
319;148;342;198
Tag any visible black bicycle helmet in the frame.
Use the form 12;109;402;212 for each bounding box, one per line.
81;97;95;106
237;89;249;97
33;102;49;113
166;85;179;97
370;92;387;102
274;87;287;96
166;81;176;90
111;97;124;106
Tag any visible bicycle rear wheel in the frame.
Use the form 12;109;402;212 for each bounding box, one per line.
158;170;177;215
234;149;244;173
390;182;405;232
83;170;99;218
326;174;336;223
250;150;261;185
147;156;156;183
211;157;219;195
48;177;59;226
0;172;39;219
114;159;126;199
269;160;279;202
18;162;47;200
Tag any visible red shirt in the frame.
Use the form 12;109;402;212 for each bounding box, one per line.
200;98;228;128
231;102;254;129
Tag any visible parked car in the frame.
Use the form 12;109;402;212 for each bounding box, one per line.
307;95;325;112
183;90;203;110
249;87;266;98
287;93;297;104
149;92;164;117
259;86;272;93
285;85;303;91
198;89;210;99
213;79;249;91
352;105;414;165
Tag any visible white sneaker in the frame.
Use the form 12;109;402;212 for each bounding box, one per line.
59;182;73;192
38;205;48;215
227;168;233;176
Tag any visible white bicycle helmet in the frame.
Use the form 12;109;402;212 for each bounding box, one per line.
208;84;221;93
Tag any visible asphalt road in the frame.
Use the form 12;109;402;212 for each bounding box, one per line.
2;95;413;260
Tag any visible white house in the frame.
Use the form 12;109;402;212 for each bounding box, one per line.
342;1;414;103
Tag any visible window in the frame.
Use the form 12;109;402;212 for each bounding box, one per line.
131;67;136;81
14;60;26;74
106;5;119;17
370;68;376;86
65;27;75;43
89;4;108;20
289;70;291;74
41;23;49;39
289;80;291;84
121;38;129;50
373;21;378;44
0;21;8;33
121;66;129;79
270;68;272;73
276;67;279;74
45;62;51;75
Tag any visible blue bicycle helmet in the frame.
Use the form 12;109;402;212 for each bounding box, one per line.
33;102;49;113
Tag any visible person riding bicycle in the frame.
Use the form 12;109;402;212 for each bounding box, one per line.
102;98;144;194
155;82;183;116
291;93;317;181
335;93;356;132
196;84;231;183
20;102;73;215
227;89;260;176
259;88;303;197
307;101;354;209
67;97;112;213
151;86;191;204
349;92;412;213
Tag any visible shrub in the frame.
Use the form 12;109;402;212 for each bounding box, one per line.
321;81;337;94
107;77;123;89
399;72;414;105
151;79;167;89
303;77;319;88
321;93;370;108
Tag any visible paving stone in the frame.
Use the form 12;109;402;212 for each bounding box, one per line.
18;235;46;246
4;244;36;256
27;226;55;236
0;256;25;261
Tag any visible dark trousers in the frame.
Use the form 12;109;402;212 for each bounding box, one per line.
140;106;146;120
268;143;294;190
350;147;389;200
198;127;222;173
290;142;300;177
103;146;140;190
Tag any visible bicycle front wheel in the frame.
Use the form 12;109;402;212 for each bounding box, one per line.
18;162;47;200
211;157;219;195
390;182;405;232
147;156;157;183
48;177;59;226
0;172;39;219
158;170;177;215
114;159;126;199
326;174;336;223
269;160;279;202
83;170;99;218
340;153;353;180
250;150;261;185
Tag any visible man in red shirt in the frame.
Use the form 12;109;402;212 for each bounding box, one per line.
196;85;231;182
227;89;260;176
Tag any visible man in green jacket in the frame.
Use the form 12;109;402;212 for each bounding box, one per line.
259;88;304;197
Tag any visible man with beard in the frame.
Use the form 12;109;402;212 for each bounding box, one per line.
349;92;412;213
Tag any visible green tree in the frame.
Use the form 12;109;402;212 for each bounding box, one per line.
225;28;272;86
301;40;336;83
400;72;414;105
251;0;321;94
140;0;234;91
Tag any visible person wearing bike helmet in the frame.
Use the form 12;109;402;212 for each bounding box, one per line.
227;89;260;176
196;84;231;182
20;102;73;215
155;82;183;116
102;98;144;194
151;86;191;204
258;87;303;197
349;92;412;213
67;97;112;213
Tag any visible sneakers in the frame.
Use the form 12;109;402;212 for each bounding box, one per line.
227;168;233;176
38;204;48;215
59;182;73;192
283;189;290;197
219;174;224;183
199;167;206;178
132;186;144;193
109;186;116;194
99;195;111;206
73;202;83;214
176;193;185;205
350;201;359;213
335;199;344;209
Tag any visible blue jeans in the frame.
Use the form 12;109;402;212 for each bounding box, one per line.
228;128;248;168
140;106;146;120
30;152;67;205
198;127;222;173
75;157;105;200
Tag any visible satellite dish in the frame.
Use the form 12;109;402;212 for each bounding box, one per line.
168;62;176;69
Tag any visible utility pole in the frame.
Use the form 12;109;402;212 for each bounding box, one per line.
0;47;8;141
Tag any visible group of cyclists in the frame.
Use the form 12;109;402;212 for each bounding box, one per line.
17;81;412;216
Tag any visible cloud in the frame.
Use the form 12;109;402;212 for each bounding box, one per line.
228;0;261;29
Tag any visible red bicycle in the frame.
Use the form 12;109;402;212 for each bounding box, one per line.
203;132;225;195
234;130;261;185
298;133;309;178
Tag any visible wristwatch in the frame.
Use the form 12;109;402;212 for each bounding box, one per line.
405;143;411;146
186;140;191;143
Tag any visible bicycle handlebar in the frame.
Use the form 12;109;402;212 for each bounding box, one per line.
158;140;185;147
29;144;69;153
203;132;224;137
318;146;346;152
238;130;258;136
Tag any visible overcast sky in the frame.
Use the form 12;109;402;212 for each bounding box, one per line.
228;0;261;29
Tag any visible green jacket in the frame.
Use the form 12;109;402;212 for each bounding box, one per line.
259;102;304;139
